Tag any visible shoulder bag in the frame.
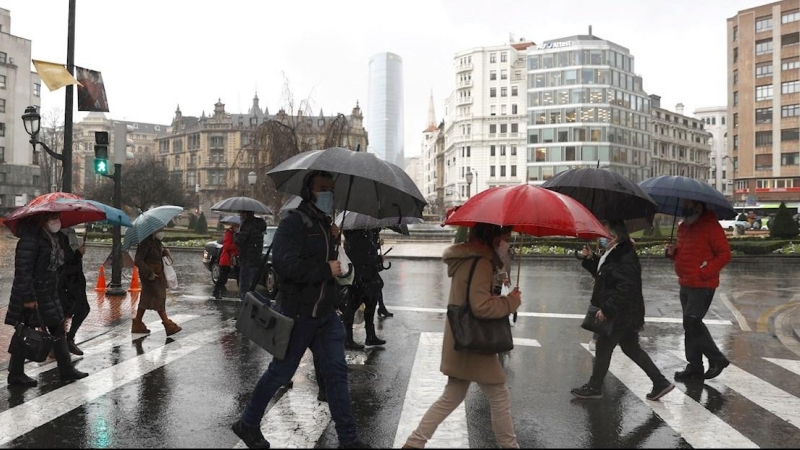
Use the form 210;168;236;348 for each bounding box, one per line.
8;308;56;363
446;257;514;354
581;304;615;337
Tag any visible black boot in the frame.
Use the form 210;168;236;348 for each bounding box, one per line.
7;352;37;388
377;306;393;318
364;323;386;346
212;285;223;300
345;326;364;350
54;337;88;381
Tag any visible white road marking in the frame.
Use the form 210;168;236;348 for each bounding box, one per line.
671;350;800;430
764;357;800;377
0;314;199;389
581;344;758;448
392;332;469;449
720;293;751;331
0;326;226;446
386;305;732;325
513;337;541;347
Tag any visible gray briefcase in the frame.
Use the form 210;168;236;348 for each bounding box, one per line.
236;292;295;360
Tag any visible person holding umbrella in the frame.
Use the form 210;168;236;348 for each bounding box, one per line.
234;210;266;301
56;226;90;355
342;226;387;349
132;228;182;336
213;216;240;300
5;212;88;387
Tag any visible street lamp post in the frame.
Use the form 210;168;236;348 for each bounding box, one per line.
195;184;201;214
23;106;67;187
465;171;473;199
248;171;257;198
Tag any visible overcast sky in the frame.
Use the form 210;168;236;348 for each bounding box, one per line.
2;0;759;158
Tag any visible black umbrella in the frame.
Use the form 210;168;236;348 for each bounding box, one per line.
266;147;427;219
541;167;657;230
211;196;272;214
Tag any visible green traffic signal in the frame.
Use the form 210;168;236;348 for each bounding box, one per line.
94;158;108;175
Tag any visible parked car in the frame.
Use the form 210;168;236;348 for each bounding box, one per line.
718;218;750;231
202;226;279;299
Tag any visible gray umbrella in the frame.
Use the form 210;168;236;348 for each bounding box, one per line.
210;196;272;214
334;210;423;231
266;147;427;219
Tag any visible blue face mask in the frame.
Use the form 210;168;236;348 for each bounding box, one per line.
599;237;610;248
314;191;335;215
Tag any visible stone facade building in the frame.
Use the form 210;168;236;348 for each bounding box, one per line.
650;96;712;180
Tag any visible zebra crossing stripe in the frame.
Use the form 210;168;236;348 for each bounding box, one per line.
582;344;758;448
763;357;800;377
671;351;800;430
0;314;200;390
0;326;227;446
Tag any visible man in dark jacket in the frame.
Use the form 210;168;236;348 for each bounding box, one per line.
343;227;386;349
56;227;90;355
666;200;732;381
232;170;367;449
234;210;266;301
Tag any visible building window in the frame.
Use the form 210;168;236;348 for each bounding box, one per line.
0;99;5;113
755;154;772;170
756;15;773;32
501;52;507;63
490;53;497;63
756;107;773;124
755;62;773;78
0;146;4;162
783;128;800;141
733;113;739;128
782;80;799;94
500;124;507;133
782;104;799;117
501;87;507;97
722;116;725;125
511;104;518;114
755;38;773;55
501;69;508;80
733;135;739;150
781;153;798;165
490;70;497;81
511;146;517;156
500;166;506;177
782;9;799;24
489;124;496;134
490;166;496;177
0;172;5;183
733;91;739;106
0;52;5;64
210;149;224;163
511;123;518;133
511;165;517;177
210;169;225;185
0;122;4;137
755;131;773;147
733;25;738;41
784;57;800;71
756;85;773;101
784;33;800;47
733;47;738;63
500;145;506;156
733;69;739;84
511;86;518;96
490;87;496;98
0;75;5;90
490;145;496;156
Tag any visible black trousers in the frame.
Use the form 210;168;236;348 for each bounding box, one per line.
680;286;726;369
343;282;378;329
215;265;232;289
589;328;666;389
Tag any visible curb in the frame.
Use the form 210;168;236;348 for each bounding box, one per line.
791;305;800;344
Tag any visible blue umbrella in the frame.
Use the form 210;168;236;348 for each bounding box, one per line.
122;205;183;250
55;198;132;227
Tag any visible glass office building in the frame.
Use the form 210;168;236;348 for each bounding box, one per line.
526;35;652;182
367;52;405;168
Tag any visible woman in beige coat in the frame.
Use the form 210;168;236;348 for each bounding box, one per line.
404;223;522;449
131;229;182;336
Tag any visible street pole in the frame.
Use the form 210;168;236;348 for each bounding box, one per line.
61;0;76;193
106;163;126;296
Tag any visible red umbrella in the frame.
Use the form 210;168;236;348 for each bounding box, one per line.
26;191;83;206
444;185;610;240
3;201;105;237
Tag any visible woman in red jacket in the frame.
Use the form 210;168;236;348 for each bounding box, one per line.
214;219;240;299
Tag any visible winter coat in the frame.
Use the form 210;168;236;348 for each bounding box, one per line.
235;215;266;268
56;230;88;317
219;228;239;267
134;236;168;311
5;226;64;328
441;242;521;385
581;239;645;332
344;228;383;284
670;210;732;289
273;201;337;318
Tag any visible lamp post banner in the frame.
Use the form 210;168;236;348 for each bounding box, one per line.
76;66;109;112
32;59;80;91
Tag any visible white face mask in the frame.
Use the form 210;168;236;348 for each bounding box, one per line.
46;219;62;234
154;231;165;241
496;240;510;257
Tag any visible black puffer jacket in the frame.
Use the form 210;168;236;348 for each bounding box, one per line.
580;239;645;332
235;215;266;268
57;230;87;316
273;201;336;318
4;226;64;327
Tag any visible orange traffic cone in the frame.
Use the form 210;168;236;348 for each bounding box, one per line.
95;266;107;291
128;266;141;292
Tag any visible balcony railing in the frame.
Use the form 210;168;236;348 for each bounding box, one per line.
457;80;473;88
457;97;473;105
456;63;473;72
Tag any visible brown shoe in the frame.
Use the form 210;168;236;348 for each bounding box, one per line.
163;319;182;336
131;318;151;334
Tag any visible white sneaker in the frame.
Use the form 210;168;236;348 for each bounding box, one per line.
588;339;596;351
639;336;649;344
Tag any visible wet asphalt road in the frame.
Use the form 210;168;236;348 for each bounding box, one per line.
1;237;800;448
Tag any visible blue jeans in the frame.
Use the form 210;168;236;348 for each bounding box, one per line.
238;266;259;301
240;311;359;445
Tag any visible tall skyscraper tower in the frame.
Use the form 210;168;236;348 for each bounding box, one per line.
367;52;405;168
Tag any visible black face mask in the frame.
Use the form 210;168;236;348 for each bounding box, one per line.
681;207;697;218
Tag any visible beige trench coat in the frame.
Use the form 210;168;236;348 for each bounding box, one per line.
441;242;521;385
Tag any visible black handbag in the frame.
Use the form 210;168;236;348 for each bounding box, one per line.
8;309;55;363
581;304;615;337
446;257;514;354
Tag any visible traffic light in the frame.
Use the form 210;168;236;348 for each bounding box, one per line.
113;122;135;164
94;131;109;175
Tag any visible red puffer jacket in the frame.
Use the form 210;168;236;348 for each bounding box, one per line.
670;210;732;288
219;228;239;267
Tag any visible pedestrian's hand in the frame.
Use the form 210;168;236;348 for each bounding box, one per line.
665;243;676;257
596;309;606;322
23;301;37;309
507;287;521;302
331;224;340;239
329;260;343;277
580;244;592;258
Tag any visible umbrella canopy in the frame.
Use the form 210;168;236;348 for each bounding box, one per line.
54;198;132;227
26;191;83;206
443;185;610;239
211;196;271;214
266;147;427;219
219;215;242;225
334;210;423;231
3;201;106;237
542;168;657;222
639;175;736;219
122;205;183;250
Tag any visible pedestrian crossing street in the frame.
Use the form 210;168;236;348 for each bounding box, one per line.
2;313;800;448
